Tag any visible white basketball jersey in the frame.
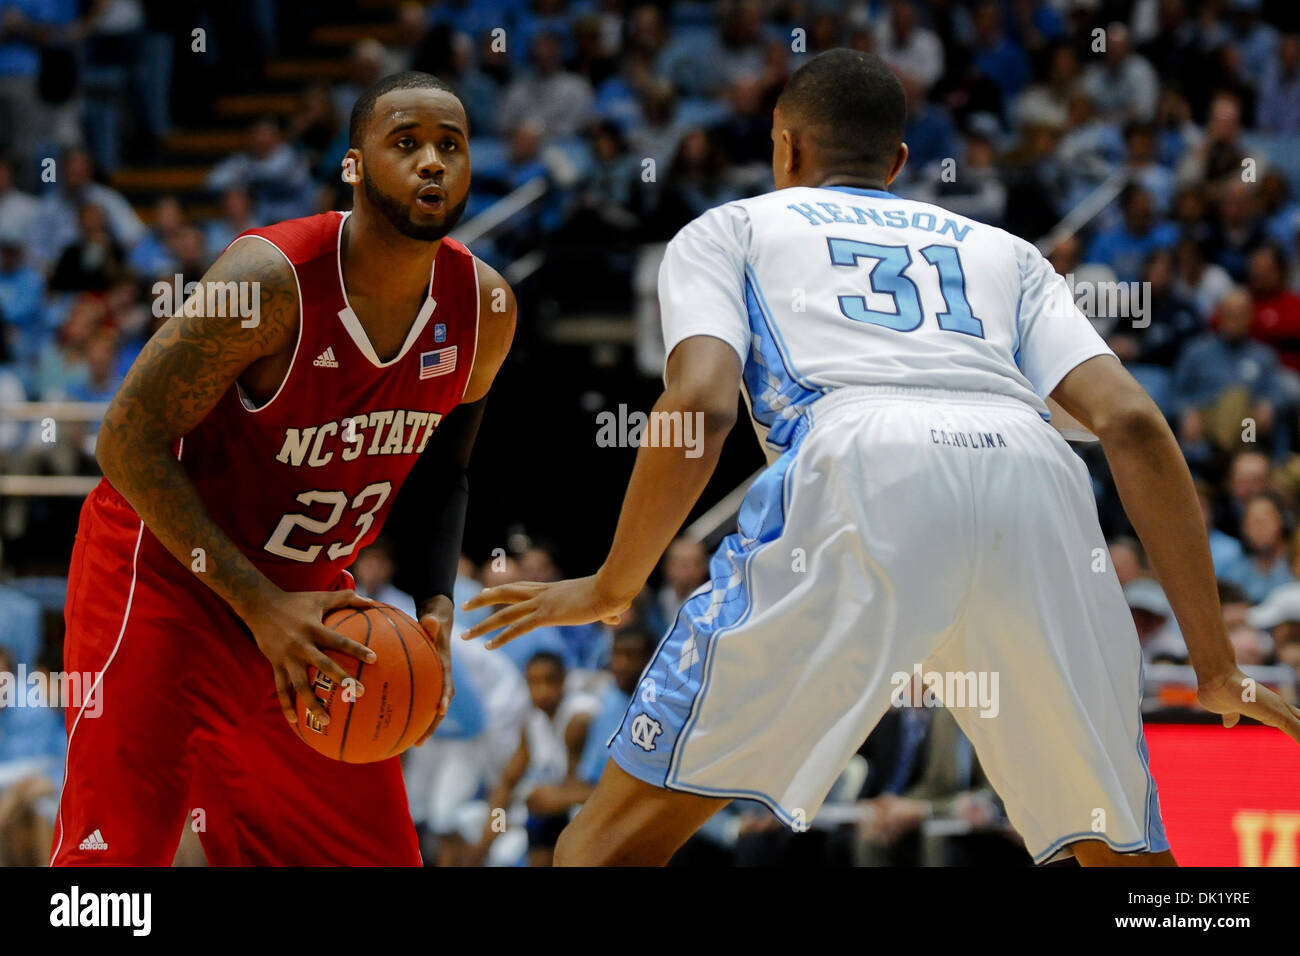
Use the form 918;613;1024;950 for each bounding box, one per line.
657;184;1115;452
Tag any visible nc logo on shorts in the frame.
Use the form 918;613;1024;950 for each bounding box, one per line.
629;713;663;752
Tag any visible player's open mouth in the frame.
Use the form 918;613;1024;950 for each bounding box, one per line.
416;191;445;212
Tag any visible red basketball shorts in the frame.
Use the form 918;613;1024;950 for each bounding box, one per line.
51;480;421;866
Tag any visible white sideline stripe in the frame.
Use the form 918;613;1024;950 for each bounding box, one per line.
51;515;146;863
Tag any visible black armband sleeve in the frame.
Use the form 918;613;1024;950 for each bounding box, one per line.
387;397;488;613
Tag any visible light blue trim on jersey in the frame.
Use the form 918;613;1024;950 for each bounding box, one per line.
742;266;825;449
745;265;823;394
1030;657;1168;863
1133;655;1169;853
607;420;813;825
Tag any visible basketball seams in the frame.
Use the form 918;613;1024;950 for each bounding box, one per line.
371;604;418;759
334;610;372;760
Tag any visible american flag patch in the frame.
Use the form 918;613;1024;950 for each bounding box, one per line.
419;346;457;379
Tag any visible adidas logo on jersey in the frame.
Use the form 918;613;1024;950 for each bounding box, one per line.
78;829;108;851
313;347;339;368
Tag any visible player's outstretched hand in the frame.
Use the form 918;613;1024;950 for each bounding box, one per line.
1196;667;1300;744
460;575;627;648
416;595;455;745
244;588;379;727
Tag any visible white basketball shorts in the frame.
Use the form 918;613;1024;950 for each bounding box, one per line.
607;384;1168;863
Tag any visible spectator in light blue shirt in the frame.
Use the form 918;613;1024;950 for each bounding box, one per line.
202;187;257;259
495;622;573;673
0;0;79;178
0;641;65;865
971;0;1029;102
127;196;185;280
1220;494;1296;604
0;585;41;668
1086;184;1179;283
577;627;656;784
0;644;66;771
1196;480;1244;574
29;148;146;272
1171;289;1284;418
896;72;960;176
1228;0;1280;89
205;118;314;225
1257;33;1300;133
0;234;45;367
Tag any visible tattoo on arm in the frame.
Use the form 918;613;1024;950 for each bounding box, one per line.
97;238;299;616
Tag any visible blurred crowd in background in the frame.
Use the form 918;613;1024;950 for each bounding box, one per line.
5;0;1300;865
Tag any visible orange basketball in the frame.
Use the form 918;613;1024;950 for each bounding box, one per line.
294;603;442;763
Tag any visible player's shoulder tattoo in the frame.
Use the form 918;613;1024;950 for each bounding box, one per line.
103;237;301;448
213;235;301;355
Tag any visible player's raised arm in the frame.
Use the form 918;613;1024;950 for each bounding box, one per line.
462;205;749;644
386;256;517;741
1051;354;1300;742
462;333;741;644
96;237;378;726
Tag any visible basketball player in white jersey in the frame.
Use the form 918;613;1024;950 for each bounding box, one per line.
464;49;1300;866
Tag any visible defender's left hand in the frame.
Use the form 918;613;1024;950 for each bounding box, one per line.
461;575;626;648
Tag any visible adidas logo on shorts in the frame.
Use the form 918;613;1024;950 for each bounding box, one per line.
313;347;339;368
78;829;108;851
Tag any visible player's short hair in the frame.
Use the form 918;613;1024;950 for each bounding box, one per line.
775;49;905;178
349;71;462;147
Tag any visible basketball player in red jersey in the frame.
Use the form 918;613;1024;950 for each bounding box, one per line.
52;72;515;865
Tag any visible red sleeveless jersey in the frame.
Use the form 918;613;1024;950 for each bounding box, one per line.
165;210;478;592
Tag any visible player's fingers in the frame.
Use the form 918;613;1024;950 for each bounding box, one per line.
1286;704;1300;745
436;649;453;714
273;668;297;725
1222;712;1240;730
461;582;542;612
314;626;378;664
601;614;622;625
1266;700;1300;744
289;664;329;727
305;648;357;692
1239;694;1300;744
485;614;541;650
417;707;446;746
462;600;537;641
324;588;375;612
